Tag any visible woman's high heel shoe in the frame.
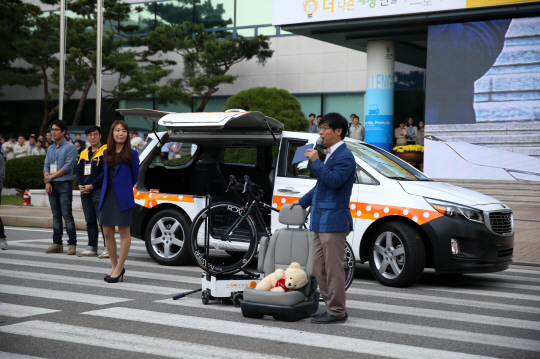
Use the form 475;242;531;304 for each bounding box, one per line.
105;268;125;283
104;274;111;281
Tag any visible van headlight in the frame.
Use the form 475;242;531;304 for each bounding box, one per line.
425;198;484;223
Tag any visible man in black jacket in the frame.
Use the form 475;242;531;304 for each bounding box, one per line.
75;126;106;257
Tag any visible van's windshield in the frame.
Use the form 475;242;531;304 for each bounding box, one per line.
346;142;431;181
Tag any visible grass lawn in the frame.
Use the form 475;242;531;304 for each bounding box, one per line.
1;195;29;206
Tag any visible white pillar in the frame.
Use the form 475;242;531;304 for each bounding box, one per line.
95;0;103;126
365;40;395;151
58;0;66;121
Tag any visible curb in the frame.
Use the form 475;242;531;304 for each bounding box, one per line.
2;215;87;231
512;261;540;268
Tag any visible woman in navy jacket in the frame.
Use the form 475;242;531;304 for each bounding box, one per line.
99;120;139;283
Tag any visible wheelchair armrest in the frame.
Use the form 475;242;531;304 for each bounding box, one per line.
257;236;269;273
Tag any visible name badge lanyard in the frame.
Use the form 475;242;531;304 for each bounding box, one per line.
50;143;62;174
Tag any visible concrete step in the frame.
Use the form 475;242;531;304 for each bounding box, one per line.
435;179;540;208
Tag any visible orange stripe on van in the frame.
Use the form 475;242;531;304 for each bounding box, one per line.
133;187;194;209
272;195;442;225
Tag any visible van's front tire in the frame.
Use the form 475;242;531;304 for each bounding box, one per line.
368;222;425;287
145;209;191;266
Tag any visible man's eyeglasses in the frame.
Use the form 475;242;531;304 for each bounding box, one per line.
320;125;331;131
51;128;61;132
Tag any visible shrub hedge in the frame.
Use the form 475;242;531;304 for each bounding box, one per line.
4;155;79;191
4;155;47;192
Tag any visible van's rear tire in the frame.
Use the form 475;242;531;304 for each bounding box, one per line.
368;222;425;287
145;209;192;266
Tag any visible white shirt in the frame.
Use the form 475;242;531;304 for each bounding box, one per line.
324;141;344;164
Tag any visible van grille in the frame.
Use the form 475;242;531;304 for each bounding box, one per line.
498;248;513;257
489;212;513;235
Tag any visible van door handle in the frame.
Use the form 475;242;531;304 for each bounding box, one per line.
278;188;300;194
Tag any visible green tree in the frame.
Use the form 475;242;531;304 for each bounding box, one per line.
222;87;308;131
137;21;273;112
0;0;42;96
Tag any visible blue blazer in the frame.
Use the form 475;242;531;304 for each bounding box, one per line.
99;149;140;212
298;144;355;233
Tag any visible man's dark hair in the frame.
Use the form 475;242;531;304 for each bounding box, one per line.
18;134;27;140
51;120;67;134
350;113;357;118
10;133;16;140
316;115;322;119
353;116;360;120
74;140;81;145
320;113;349;140
30;135;36;140
309;113;316;118
36;140;42;145
85;125;101;135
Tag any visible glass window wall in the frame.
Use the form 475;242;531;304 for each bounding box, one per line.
236;0;272;27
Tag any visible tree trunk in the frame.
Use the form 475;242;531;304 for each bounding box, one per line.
39;68;50;136
195;93;211;112
72;76;94;126
48;88;76;121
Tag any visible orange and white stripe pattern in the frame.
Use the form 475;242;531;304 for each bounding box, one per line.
272;195;442;225
133;187;194;209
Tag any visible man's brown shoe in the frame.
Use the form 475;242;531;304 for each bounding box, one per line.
45;244;63;253
67;245;77;255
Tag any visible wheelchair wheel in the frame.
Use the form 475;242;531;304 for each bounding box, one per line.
189;202;258;275
344;241;356;290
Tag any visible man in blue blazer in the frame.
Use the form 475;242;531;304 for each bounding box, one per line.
291;113;356;324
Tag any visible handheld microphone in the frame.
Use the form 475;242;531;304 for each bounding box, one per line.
314;137;326;150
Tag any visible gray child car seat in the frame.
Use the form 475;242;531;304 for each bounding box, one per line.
241;204;319;321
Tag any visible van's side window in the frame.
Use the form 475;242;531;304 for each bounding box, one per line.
356;166;378;185
279;140;324;179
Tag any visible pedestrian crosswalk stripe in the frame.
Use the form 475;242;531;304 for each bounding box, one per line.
0;320;289;359
0;351;47;359
0;249;205;273
419;286;540;302
354;277;540;293
12;238;147;250
0;284;132;305
5;242;149;258
343;300;540;330
156;296;540;350
344;317;540;352
0;303;60;318
0;258;201;285
346;287;540;314
82;307;498;359
0;269;187;296
155;297;241;312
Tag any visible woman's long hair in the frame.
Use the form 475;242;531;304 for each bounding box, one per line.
105;120;132;167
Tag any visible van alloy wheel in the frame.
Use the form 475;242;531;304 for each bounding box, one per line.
372;231;405;280
368;222;425;287
145;209;191;266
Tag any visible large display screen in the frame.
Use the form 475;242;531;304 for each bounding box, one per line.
424;16;540;181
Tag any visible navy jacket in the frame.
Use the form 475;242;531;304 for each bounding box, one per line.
99;149;140;212
298;144;355;233
76;144;106;188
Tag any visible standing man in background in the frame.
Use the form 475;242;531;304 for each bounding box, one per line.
32;140;46;156
290;113;356;324
14;135;30;158
76;125;107;258
348;115;365;141
43;120;79;255
4;135;17;161
308;113;318;133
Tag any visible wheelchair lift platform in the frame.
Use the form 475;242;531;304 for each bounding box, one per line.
201;271;260;307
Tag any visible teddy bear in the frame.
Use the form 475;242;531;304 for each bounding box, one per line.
255;262;308;293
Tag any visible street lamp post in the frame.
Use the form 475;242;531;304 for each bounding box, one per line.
95;0;103;126
58;0;66;122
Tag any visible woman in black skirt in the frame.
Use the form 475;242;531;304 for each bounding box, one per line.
99;121;139;283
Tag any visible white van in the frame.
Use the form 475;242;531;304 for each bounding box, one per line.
120;109;514;287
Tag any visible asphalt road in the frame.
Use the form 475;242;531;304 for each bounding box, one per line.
1;227;539;359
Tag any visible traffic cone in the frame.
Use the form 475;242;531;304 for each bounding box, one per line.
22;190;31;206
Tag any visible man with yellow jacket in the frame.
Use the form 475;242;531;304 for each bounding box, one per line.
75;126;107;257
